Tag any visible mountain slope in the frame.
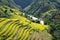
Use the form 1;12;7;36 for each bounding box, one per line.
0;5;52;40
24;0;60;18
24;0;60;40
0;0;60;40
0;0;22;10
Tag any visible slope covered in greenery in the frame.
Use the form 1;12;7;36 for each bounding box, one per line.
24;0;60;40
0;0;21;10
0;0;60;40
0;5;52;40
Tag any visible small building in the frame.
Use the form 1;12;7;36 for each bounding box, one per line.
27;15;44;25
40;20;44;25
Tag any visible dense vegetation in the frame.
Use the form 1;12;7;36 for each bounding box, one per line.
0;5;52;40
24;0;60;40
0;0;60;40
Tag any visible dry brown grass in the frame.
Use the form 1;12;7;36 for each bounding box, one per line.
27;31;52;40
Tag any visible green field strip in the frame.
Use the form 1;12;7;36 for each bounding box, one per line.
0;20;13;35
2;20;19;36
22;28;33;40
13;27;23;40
0;18;6;22
20;26;31;40
6;25;21;40
17;27;27;39
0;20;12;30
7;22;19;36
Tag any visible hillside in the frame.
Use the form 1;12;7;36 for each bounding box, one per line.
0;0;22;10
0;5;52;40
24;0;60;19
0;0;60;40
24;1;60;39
